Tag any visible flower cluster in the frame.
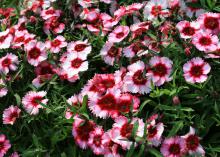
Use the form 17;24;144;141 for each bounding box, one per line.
0;0;219;156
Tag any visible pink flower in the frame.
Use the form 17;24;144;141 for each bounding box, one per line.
3;105;21;125
44;17;65;34
183;57;211;83
61;52;88;78
146;119;164;146
40;7;61;20
197;12;220;34
46;35;67;53
0;79;8;97
80;8;100;23
65;95;82;119
25;41;47;66
130;21;151;39
143;0;170;21
67;40;91;58
10;152;19;157
160;136;186;157
123;61;151;94
100;0;112;4
0;134;11;157
182;127;205;156
100;42;122;66
176;21;200;39
192;31;219;52
108;26;130;43
72;115;95;149
22;91;48;115
0;53;19;74
0;29;13;49
109;116;144;150
147;56;173;86
88;126;109;155
78;0;94;8
123;41;145;58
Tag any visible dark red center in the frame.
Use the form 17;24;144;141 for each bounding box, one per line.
204;17;219;30
76;121;94;141
147;125;157;138
169;143;181;155
153;63;167;77
45;9;55;15
117;98;132;113
2;58;11;67
199;37;212;46
116;32;125;39
120;123;133;138
186;135;199;151
31;96;43;106
151;6;162;16
74;44;87;52
28;47;41;59
14;36;25;43
71;58;83;68
132;70;147;85
182;26;195;36
97;93;116;110
190;65;203;77
108;46;119;57
51;39;61;47
132;42;142;53
93;135;102;147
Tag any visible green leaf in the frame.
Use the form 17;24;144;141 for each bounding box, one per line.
14;93;21;106
148;148;163;157
137;144;145;157
168;121;183;137
126;142;135;157
131;120;139;138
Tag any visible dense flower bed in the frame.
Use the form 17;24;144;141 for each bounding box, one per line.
0;0;220;156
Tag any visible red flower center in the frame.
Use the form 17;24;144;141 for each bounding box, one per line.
121;123;134;138
151;6;162;16
190;65;203;77
169;143;181;155
147;125;157;138
199;36;212;46
71;58;83;68
101;79;115;89
153;63;167;77
0;142;3;149
14;36;25;43
28;47;41;59
204;17;219;30
31;96;43;106
97;93;116;110
132;42;143;53
116;32;125;39
74;44;87;52
9;111;19;121
182;26;195;36
40;66;53;75
108;46;119;57
132;70;147;85
51;39;61;47
0;35;6;43
117;98;132;113
45;9;55;15
76;121;94;141
93;135;102;147
2;58;11;67
186;135;199;151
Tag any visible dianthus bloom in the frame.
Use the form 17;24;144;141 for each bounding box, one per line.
182;127;205;156
46;35;67;53
0;134;11;157
0;29;13;49
0;79;8;97
160;136;186;157
22;91;48;115
108;26;130;43
3;105;21;125
192;31;219;52
183;57;211;83
147;56;173;86
0;53;19;74
176;21;200;39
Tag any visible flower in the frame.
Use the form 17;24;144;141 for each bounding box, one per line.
0;53;19;74
61;52;88;78
46;35;67;53
40;7;61;20
108;26;130;43
197;12;220;34
183;57;211;83
43;17;65;34
0;134;11;157
65;95;82;119
143;0;170;21
0;29;13;49
67;40;91;58
176;21;200;39
0;79;8;97
3;105;21;125
182;127;205;156
192;31;219;52
130;21;151;39
160;136;186;157
109;116;144;150
123;61;151;94
100;42;122;66
25;41;47;66
72;115;95;149
147;56;173;86
10;152;19;157
123;41;145;58
22;91;48;115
